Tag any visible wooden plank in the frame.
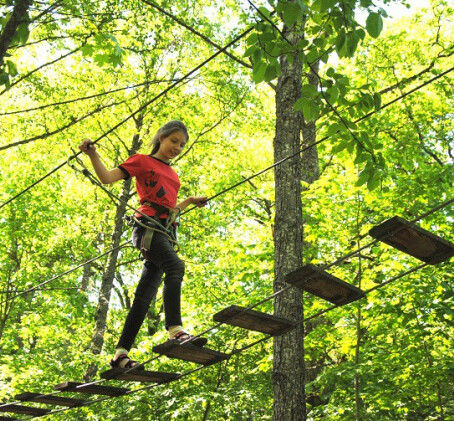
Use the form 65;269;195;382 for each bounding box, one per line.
54;381;129;397
152;340;229;366
101;368;180;383
213;305;294;336
284;265;365;305
369;216;454;264
15;392;85;407
0;404;50;417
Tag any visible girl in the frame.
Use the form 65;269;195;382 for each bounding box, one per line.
79;120;208;369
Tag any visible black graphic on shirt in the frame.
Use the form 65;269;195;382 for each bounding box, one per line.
157;186;167;198
144;169;158;188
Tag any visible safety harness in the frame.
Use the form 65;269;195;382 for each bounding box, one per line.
127;202;181;258
68;154;181;259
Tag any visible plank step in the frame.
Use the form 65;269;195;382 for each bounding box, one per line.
369;216;454;264
15;392;85;408
101;368;180;383
152;340;229;366
0;404;50;417
213;305;294;336
284;264;365;305
54;381;129;397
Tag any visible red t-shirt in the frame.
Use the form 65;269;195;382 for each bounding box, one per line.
118;154;180;218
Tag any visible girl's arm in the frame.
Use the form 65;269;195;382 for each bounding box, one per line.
176;196;208;212
78;139;125;185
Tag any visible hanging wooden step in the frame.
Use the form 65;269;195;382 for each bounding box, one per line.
101;368;180;383
369;216;454;264
213;305;294;336
284;264;365;305
152;340;229;366
15;392;85;408
0;404;50;417
54;381;129;397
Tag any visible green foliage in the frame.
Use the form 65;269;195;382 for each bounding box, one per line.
0;0;453;420
366;11;384;38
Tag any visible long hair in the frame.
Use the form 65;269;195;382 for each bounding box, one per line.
149;121;189;155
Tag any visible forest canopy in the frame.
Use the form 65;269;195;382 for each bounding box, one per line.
0;0;453;419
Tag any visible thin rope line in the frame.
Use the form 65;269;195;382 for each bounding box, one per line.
0;25;255;212
2;197;451;415
23;260;435;419
181;66;454;215
0;242;130;306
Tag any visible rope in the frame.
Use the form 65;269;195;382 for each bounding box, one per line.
1;67;453;304
1;197;452;417
0;24;256;211
180;65;454;215
6;259;436;419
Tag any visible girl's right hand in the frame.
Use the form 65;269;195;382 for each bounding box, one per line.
79;138;96;156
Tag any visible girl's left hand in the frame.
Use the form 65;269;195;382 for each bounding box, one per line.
192;196;208;207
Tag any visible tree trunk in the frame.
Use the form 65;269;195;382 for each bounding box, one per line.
84;119;143;381
273;24;306;421
0;0;33;65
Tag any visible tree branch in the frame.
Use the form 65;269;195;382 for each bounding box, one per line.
0;0;33;65
140;0;252;69
0;37;90;95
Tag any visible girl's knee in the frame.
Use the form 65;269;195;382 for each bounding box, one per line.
132;294;151;312
164;257;185;278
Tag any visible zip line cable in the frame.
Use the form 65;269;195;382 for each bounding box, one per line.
1;67;452;305
0;242;131;305
0;25;256;212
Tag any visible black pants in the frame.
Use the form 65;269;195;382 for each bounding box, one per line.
116;224;184;351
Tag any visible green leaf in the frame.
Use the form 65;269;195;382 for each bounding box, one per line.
326;85;339;103
326;67;336;78
373;92;382;111
253;49;263;63
81;44;95;56
356;166;371;186
367;173;380;190
252;61;267;83
301;84;317;97
6;60;18;77
327;122;342;136
13;22;30;45
295;97;320;122
0;70;10;89
247;33;258;45
312;0;337;12
259;30;276;41
306;48;320;63
258;6;271;18
331;138;350;153
264;63;278;82
346;31;360;57
366;12;383;38
281;2;303;27
335;31;346;53
244;45;257;57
